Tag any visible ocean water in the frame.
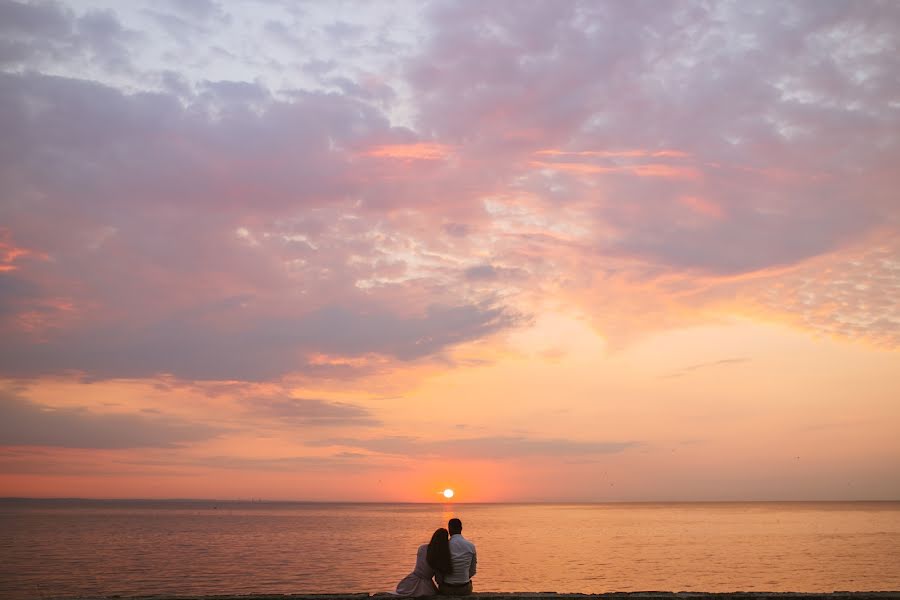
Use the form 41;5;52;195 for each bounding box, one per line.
2;500;899;599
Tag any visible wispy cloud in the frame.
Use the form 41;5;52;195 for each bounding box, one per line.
363;143;454;160
122;452;387;474
308;435;638;460
534;149;690;159
528;161;701;179
243;396;381;427
0;392;225;449
659;358;751;380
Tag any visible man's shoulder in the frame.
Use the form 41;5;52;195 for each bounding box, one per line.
454;535;476;550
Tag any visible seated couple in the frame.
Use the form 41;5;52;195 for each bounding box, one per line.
396;518;477;596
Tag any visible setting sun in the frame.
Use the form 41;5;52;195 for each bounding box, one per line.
442;488;455;499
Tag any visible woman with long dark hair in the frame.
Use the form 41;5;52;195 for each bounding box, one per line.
395;528;453;596
426;527;453;579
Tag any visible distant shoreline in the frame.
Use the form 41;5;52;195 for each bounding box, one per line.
3;497;900;505
56;592;900;600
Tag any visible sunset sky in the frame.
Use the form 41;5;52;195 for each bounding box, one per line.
1;0;898;502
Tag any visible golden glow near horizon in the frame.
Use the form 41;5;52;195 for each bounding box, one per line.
443;488;455;499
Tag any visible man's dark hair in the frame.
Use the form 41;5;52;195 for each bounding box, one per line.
448;518;462;535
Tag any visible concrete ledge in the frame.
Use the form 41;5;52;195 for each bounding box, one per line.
63;592;900;600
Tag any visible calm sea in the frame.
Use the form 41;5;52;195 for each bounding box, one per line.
2;500;899;599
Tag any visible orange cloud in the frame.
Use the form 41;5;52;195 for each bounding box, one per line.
529;148;699;179
705;161;825;182
630;163;700;179
529;160;700;179
677;195;724;218
0;230;46;271
17;301;76;336
364;143;454;160
535;149;690;158
306;353;385;368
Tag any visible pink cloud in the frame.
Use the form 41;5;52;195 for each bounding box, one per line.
0;0;897;385
529;160;701;179
0;229;47;272
535;149;690;158
677;196;724;219
363;142;454;160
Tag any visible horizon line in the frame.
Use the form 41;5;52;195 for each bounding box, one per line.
2;496;898;504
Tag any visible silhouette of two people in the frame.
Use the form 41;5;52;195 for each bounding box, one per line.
395;518;477;596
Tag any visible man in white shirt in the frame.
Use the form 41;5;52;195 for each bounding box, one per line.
438;518;477;595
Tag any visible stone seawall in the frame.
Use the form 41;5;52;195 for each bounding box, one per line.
65;592;900;600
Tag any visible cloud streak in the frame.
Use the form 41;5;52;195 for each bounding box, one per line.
0;392;224;449
244;396;381;427
659;358;751;380
308;435;638;460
